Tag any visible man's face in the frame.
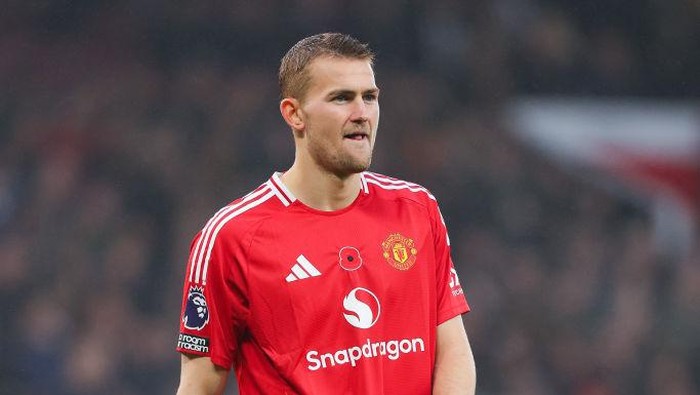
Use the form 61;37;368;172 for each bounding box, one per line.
298;56;379;178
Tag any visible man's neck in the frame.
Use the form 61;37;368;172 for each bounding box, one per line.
279;165;362;211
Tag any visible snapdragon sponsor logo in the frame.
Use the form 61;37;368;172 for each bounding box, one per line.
343;287;380;329
306;337;425;371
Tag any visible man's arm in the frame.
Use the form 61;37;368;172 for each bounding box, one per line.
176;354;229;395
433;315;476;395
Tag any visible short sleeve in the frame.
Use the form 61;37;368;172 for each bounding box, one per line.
429;198;470;325
176;226;249;369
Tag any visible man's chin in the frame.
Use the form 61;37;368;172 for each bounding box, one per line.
334;160;371;178
349;157;372;174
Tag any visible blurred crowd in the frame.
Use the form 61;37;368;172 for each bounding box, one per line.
1;1;698;394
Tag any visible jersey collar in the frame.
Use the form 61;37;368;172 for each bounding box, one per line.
267;172;296;207
268;172;370;206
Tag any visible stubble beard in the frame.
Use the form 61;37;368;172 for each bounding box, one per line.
307;136;373;179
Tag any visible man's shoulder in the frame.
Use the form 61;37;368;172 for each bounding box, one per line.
362;171;437;205
200;180;288;237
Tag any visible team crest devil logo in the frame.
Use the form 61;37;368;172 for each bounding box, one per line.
183;286;209;330
381;233;417;270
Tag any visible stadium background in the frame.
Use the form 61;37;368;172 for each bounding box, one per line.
1;1;698;394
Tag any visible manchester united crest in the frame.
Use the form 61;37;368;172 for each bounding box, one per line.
381;233;417;270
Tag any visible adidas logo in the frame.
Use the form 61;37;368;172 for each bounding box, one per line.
285;255;321;282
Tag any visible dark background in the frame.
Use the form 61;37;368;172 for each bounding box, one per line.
1;1;699;394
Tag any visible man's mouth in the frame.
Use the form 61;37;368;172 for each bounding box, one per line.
344;132;369;141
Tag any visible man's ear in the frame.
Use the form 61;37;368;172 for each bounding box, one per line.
280;98;305;131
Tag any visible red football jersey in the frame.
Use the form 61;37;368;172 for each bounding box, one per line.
177;172;469;394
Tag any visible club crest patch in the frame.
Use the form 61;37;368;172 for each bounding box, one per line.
183;286;209;330
381;233;417;270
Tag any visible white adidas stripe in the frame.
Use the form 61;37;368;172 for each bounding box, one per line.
290;264;310;279
360;173;369;193
364;173;429;191
363;173;436;200
364;178;436;200
285;273;299;282
364;172;422;187
266;179;292;207
271;172;297;203
200;190;276;285
296;254;321;276
188;186;274;285
189;185;271;283
364;172;450;245
285;255;321;282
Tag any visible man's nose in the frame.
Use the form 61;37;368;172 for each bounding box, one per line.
350;98;370;122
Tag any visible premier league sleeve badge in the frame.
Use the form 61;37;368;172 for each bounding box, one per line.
183;285;209;330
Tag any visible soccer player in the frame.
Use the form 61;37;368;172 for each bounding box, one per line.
176;32;476;394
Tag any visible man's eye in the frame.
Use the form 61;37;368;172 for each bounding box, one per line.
363;94;378;102
333;95;350;103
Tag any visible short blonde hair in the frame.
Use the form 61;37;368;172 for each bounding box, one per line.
279;33;375;100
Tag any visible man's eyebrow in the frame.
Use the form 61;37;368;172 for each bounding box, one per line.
326;88;380;97
327;89;353;97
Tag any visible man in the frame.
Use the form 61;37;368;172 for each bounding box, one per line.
176;32;476;394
